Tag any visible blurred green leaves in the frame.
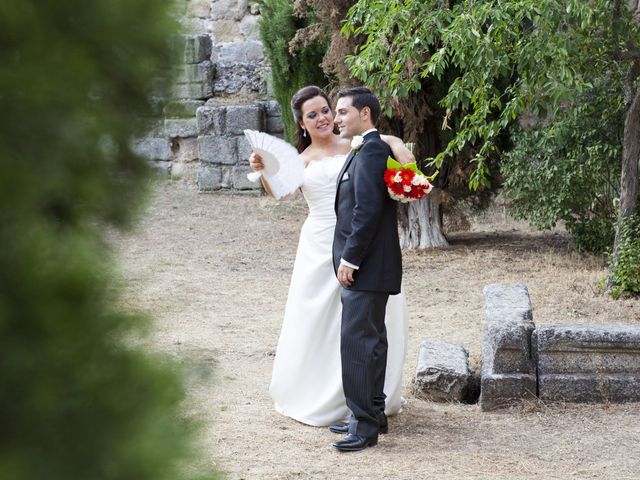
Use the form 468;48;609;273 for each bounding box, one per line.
0;1;218;479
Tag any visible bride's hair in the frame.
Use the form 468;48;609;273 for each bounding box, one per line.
290;85;338;153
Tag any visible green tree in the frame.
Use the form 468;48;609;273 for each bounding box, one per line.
258;0;329;142
342;0;640;294
502;74;625;254
0;1;218;478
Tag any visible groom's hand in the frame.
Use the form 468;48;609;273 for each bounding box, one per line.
337;264;355;287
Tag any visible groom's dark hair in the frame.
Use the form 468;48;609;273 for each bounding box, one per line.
337;87;382;125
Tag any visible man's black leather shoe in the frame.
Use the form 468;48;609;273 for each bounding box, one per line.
328;422;349;434
329;418;388;435
332;433;378;452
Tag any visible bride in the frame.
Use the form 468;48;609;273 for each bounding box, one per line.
249;85;412;427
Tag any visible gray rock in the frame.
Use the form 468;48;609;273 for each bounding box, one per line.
197;165;222;191
480;283;537;411
183;35;212;64
196;106;226;135
537;323;640;403
480;373;538;409
186;0;211;18
225;104;264;135
213;63;267;96
198;135;237;164
266;114;284;134
236;135;253;163
239;14;261;41
172;137;199;163
232;164;261;190
263;100;281;117
413;339;471;402
212;41;264;64
482;283;536;375
175;61;214;85
211;0;250;23
172;81;213;100
164;118;198;138
130;137;171;161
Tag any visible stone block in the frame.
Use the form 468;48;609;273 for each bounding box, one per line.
198;135;237;164
164;118;198;138
212;41;264;64
483;283;535;374
480;283;537;411
239;14;260;41
197;165;221;191
480;373;538;410
186;0;211;18
236;134;253;162
225;104;264;135
266;114;284;134
233;164;261;190
213;63;267;96
183;34;212;64
196;106;226;135
176;61;214;85
197;165;232;191
180;17;210;36
172;81;213;100
164;100;205;118
172;137;200;163
537;323;640;403
130;137;171;161
211;19;242;43
211;0;248;21
413;339;471;402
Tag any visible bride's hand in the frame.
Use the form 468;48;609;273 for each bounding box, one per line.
381;135;416;165
249;152;264;172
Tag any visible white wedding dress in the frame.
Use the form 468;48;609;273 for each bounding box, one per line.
269;154;409;426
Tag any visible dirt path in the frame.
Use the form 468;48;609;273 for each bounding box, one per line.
113;181;640;480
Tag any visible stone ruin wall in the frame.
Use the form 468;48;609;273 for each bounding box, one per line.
133;0;282;192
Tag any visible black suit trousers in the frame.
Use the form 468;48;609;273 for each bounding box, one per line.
340;288;389;437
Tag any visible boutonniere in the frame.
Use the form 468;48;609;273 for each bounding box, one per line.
350;135;364;150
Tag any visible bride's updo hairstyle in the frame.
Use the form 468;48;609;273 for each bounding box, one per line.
290;85;337;153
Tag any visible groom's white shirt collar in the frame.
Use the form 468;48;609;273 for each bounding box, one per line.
361;128;377;137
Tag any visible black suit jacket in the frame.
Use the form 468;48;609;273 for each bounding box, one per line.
332;131;402;294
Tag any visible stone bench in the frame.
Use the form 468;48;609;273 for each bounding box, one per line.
480;284;537;410
536;323;640;403
413;339;471;402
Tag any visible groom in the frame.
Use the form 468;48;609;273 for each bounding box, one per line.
331;87;403;452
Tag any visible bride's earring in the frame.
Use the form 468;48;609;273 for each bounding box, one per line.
302;128;307;138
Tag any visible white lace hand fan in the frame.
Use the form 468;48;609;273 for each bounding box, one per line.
244;130;304;199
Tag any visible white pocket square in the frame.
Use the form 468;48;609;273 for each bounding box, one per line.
341;172;350;181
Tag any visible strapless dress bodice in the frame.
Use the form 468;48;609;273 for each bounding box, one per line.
301;155;346;220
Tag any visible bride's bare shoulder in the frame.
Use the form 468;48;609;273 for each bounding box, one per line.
299;149;315;167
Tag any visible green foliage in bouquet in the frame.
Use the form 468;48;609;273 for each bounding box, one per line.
501;76;624;254
258;0;328;142
0;1;217;479
608;215;640;298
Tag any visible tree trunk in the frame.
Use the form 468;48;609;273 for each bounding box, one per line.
611;78;640;263
397;189;449;249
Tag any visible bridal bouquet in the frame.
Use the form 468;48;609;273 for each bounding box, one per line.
383;158;435;203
